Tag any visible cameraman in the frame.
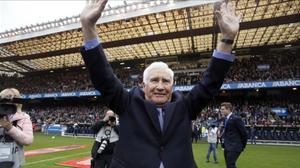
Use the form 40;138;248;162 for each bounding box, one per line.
91;109;119;168
0;88;33;168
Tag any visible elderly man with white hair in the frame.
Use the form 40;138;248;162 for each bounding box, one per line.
80;0;240;167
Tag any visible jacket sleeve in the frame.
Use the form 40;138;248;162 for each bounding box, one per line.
80;44;129;115
91;121;105;134
235;117;248;149
186;57;232;119
6;113;33;146
114;125;120;135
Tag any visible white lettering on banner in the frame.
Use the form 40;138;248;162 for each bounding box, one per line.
28;94;42;99
272;80;300;87
61;92;76;97
221;84;231;89
44;93;58;98
237;82;266;89
174;85;194;91
79;91;96;96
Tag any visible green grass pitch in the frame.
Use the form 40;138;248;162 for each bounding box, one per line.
23;133;300;168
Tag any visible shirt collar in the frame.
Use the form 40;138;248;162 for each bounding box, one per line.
226;112;233;120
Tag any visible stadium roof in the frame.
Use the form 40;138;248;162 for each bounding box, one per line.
0;0;299;75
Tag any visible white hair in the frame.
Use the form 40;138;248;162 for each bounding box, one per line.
143;62;174;84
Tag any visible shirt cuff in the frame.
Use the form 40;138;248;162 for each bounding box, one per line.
212;50;235;62
84;38;100;50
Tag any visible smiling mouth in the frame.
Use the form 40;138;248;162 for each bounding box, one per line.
154;93;165;96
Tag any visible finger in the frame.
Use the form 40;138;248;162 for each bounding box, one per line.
97;0;108;6
86;0;91;5
225;2;232;15
214;10;222;21
227;2;235;16
213;1;222;12
220;2;227;14
230;4;235;15
98;0;108;11
238;13;243;22
5;116;9;121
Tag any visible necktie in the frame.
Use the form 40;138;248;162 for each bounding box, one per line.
156;108;165;168
157;108;165;131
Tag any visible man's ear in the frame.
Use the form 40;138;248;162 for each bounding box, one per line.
141;82;146;90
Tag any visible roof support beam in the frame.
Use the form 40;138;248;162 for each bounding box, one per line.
13;61;35;71
0;13;299;62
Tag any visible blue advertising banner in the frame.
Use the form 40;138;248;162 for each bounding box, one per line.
21;80;299;99
22;90;100;99
219;80;300;90
174;80;300;91
271;108;289;117
46;124;63;133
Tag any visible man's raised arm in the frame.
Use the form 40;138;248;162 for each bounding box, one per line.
187;1;241;118
79;0;129;115
80;0;108;44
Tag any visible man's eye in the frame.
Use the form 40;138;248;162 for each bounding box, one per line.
150;79;159;83
163;79;170;83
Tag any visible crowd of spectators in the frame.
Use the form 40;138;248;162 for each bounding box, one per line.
197;99;300;127
25;103;107;126
0;52;299;94
0;72;94;93
22;98;300;127
225;53;299;82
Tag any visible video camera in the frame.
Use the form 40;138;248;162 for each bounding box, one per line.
0;98;24;118
108;116;116;122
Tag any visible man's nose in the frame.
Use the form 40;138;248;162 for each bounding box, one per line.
156;81;164;90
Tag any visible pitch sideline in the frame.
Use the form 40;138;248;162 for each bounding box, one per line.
24;151;90;166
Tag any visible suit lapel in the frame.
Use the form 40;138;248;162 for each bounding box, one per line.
163;102;176;133
144;101;162;134
225;115;234;131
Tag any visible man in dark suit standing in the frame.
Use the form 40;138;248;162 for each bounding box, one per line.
80;0;241;167
221;102;248;168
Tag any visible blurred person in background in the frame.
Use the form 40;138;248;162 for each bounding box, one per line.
91;109;119;168
73;120;79;138
206;123;218;164
221;102;247;168
0;88;33;168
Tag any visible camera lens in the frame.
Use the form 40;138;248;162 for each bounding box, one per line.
0;104;17;116
109;116;116;122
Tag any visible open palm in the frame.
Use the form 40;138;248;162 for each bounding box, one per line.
215;2;241;39
80;0;108;26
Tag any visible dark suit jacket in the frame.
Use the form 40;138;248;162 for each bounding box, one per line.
224;114;248;152
81;44;232;168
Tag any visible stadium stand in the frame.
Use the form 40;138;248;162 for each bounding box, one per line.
0;0;299;144
0;51;299;93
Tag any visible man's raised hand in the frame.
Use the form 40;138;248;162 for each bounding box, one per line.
215;1;241;40
80;0;108;27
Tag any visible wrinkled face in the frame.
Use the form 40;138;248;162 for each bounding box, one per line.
220;106;230;116
143;69;173;107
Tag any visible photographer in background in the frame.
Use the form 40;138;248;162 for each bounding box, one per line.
0;88;33;168
91;109;119;168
